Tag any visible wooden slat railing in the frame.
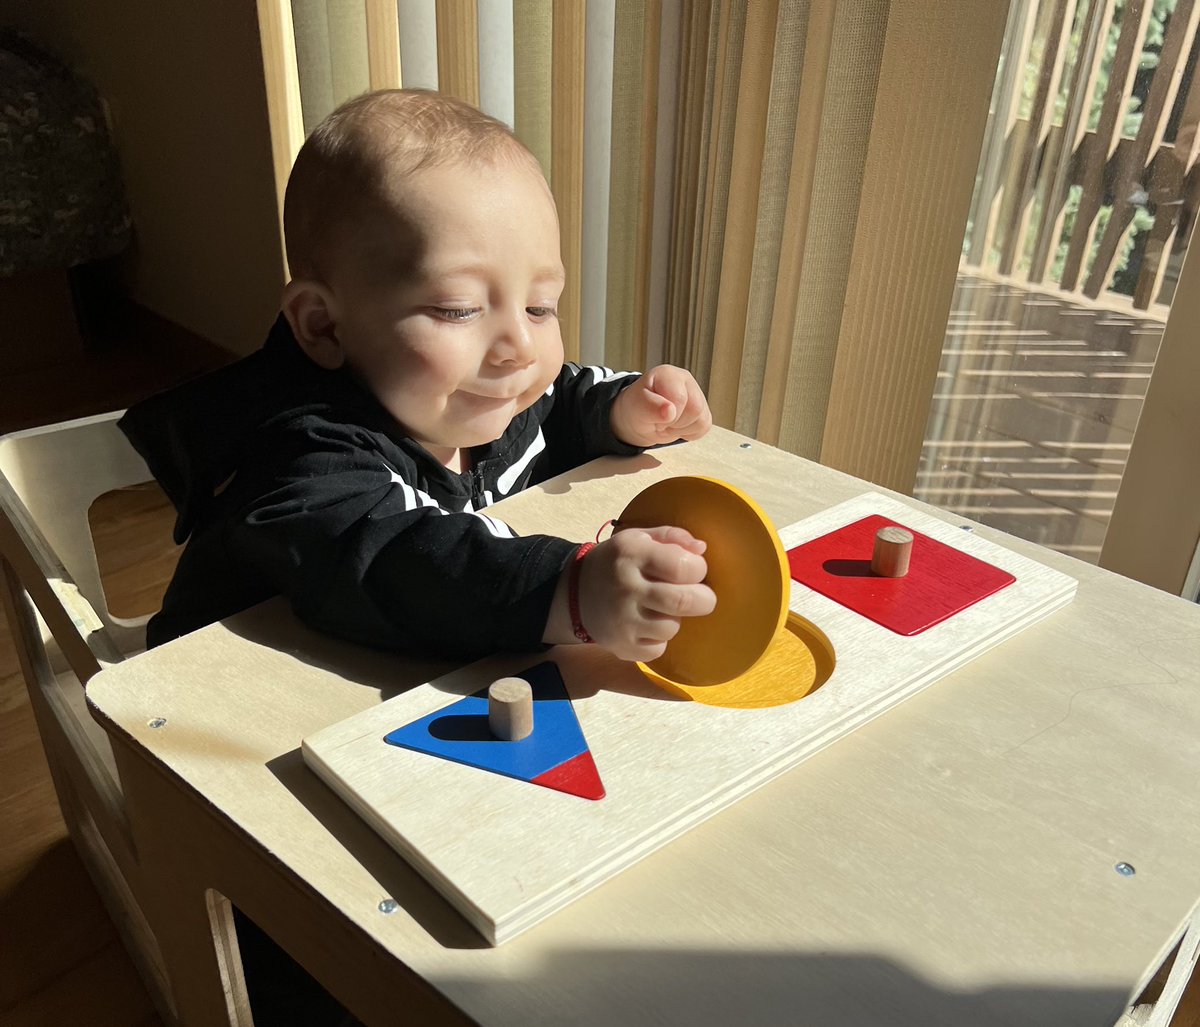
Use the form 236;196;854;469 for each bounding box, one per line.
994;0;1077;278
1026;0;1111;282
1060;0;1151;291
964;0;1200;311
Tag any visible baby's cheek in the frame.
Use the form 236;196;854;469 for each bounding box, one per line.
401;349;467;394
523;362;560;408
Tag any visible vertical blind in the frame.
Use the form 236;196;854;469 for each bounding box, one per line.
257;0;1007;493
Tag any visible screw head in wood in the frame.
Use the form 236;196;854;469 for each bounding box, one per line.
488;677;534;741
871;526;914;578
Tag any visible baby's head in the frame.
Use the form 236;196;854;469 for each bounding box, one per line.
281;89;565;469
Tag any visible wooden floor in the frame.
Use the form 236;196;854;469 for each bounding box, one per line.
0;306;226;1027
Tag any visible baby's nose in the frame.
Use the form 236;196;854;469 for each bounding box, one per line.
490;310;537;365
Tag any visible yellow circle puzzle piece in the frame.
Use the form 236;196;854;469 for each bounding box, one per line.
618;476;837;709
618;476;789;689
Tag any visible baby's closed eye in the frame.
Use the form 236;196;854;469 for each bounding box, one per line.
432;306;481;322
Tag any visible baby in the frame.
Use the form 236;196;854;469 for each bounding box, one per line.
121;88;716;662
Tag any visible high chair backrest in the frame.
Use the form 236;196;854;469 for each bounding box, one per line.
0;410;155;673
0;410;176;1021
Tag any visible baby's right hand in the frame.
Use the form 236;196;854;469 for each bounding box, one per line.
578;526;717;662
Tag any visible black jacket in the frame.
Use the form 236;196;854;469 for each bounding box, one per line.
120;315;642;658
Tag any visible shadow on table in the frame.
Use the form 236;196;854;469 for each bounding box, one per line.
265;739;1137;1025
438;946;1131;1027
533;451;665;498
222;599;459;703
266;744;488;950
224;598;684;706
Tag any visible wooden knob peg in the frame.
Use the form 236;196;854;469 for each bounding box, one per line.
488;677;534;741
871;526;914;578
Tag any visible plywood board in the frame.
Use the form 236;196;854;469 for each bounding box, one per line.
302;492;1076;945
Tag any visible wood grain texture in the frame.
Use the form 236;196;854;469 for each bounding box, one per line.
817;0;1008;492
870;524;912;577
704;0;778;426
0;310;227;1027
365;0;403;90
0;429;172;1020
82;428;1200;1025
664;2;710;369
435;0;480;106
256;0;306;276
1067;0;1151;281
512;0;553;176
604;0;659;371
87;484;180;621
303;493;1076;944
550;0;586;363
488;677;534;741
0;412;155;656
1101;235;1200;595
755;0;837;443
790;515;1015;634
1138;911;1200;1026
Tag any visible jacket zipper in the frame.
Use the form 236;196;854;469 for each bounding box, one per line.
469;465;488;508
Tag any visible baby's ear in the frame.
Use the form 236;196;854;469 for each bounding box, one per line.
282;279;345;370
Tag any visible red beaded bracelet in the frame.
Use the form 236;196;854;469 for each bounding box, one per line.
568;542;596;643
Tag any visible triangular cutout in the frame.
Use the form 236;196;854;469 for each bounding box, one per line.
384;661;606;800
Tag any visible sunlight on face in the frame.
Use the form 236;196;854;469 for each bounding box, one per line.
328;158;566;470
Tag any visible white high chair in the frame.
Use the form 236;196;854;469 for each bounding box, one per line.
0;410;173;1020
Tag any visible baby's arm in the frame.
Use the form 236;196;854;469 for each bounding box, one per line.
539;364;716;658
609;365;712;448
542;527;716;662
535;362;709;479
223;429;580;659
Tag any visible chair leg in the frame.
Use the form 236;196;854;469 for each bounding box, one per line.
3;559;177;1020
110;743;253;1027
105;731;473;1027
144;887;252;1027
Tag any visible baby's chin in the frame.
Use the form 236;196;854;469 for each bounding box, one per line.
414;392;544;455
437;416;519;454
464;394;545;443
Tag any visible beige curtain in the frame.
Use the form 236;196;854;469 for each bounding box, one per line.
651;0;1009;490
259;0;1009;492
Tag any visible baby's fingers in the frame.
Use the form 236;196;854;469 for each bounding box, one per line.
637;524;708;557
641;581;717;619
632;610;685;643
627;638;669;663
629;381;677;425
638;539;709;586
669;404;713;441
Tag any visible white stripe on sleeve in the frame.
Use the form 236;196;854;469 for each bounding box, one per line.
585;365;639;388
385;465;447;514
386;463;512;537
496;428;547;495
472;513;515;538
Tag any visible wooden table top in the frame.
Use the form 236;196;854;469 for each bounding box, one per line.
87;427;1200;1027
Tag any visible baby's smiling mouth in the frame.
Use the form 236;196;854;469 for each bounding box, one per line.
465;384;528;403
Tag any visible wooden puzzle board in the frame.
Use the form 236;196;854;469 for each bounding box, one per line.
302;492;1076;945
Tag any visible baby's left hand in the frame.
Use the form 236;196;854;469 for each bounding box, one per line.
611;365;712;448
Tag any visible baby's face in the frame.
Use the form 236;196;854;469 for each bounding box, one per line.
328;158;565;468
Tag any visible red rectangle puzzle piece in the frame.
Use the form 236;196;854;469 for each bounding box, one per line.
786;515;1015;636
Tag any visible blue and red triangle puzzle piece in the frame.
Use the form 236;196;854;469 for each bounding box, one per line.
383;661;605;800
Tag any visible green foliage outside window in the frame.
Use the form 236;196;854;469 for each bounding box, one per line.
970;0;1183;297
